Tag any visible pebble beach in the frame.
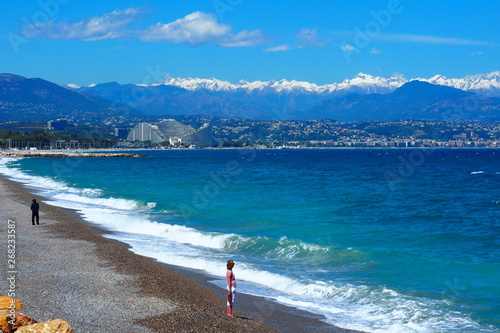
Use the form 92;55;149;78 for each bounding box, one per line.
0;172;360;332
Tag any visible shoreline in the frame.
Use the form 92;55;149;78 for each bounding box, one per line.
0;170;363;332
1;146;499;156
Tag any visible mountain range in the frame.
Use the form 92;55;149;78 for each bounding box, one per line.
71;71;500;97
71;72;500;121
0;72;499;123
309;80;499;122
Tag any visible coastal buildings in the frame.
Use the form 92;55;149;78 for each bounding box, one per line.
47;119;69;130
2;117;498;149
127;122;166;144
127;119;214;147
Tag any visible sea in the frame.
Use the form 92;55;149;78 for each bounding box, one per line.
1;148;498;333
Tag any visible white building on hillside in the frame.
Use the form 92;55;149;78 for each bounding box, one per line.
126;123;166;144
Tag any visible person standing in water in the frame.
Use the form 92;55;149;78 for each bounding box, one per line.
31;199;40;225
226;259;236;318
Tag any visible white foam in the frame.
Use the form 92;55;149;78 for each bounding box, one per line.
0;157;103;198
105;229;488;333
50;192;154;211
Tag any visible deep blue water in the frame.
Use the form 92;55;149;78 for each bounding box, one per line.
1;148;499;332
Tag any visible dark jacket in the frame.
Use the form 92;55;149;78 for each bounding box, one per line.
31;201;39;212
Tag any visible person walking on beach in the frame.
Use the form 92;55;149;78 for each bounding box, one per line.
226;259;236;318
31;199;40;225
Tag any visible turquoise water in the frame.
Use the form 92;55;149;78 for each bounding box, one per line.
1;149;499;332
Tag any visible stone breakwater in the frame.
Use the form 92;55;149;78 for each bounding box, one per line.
0;152;147;158
0;296;73;333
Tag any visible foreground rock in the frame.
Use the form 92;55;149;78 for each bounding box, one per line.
16;319;74;333
0;296;72;333
0;310;38;333
0;296;23;310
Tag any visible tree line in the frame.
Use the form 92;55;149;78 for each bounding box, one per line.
0;130;116;149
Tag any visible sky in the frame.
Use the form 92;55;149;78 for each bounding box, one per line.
1;0;499;86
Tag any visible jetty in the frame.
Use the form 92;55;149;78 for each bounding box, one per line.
0;151;147;158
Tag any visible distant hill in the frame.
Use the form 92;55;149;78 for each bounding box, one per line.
0;74;137;122
307;81;500;122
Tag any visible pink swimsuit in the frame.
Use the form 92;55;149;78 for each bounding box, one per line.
227;269;236;288
227;269;236;305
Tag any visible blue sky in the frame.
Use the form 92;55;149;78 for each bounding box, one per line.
1;0;499;86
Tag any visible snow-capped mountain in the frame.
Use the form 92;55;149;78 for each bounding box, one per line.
68;71;500;121
324;73;408;95
65;83;81;89
310;80;500;122
151;71;500;97
159;75;239;91
159;75;330;93
422;71;500;97
70;71;500;97
156;73;409;95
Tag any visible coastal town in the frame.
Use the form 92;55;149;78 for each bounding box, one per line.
208;118;500;148
1;117;499;150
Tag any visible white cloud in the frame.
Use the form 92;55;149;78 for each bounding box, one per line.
370;48;380;54
379;33;498;46
340;44;356;52
28;8;268;48
263;44;291;52
297;28;326;48
30;7;145;41
140;12;229;45
220;29;269;47
471;51;483;56
140;11;269;47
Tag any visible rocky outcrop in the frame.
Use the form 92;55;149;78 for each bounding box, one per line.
13;312;38;329
0;296;72;333
0;310;37;333
0;152;147;158
0;296;23;310
0;297;30;333
0;309;15;333
16;319;74;333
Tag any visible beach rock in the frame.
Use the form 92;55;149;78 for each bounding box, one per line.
15;312;38;328
0;296;23;310
0;310;38;333
16;319;74;333
0;309;15;333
